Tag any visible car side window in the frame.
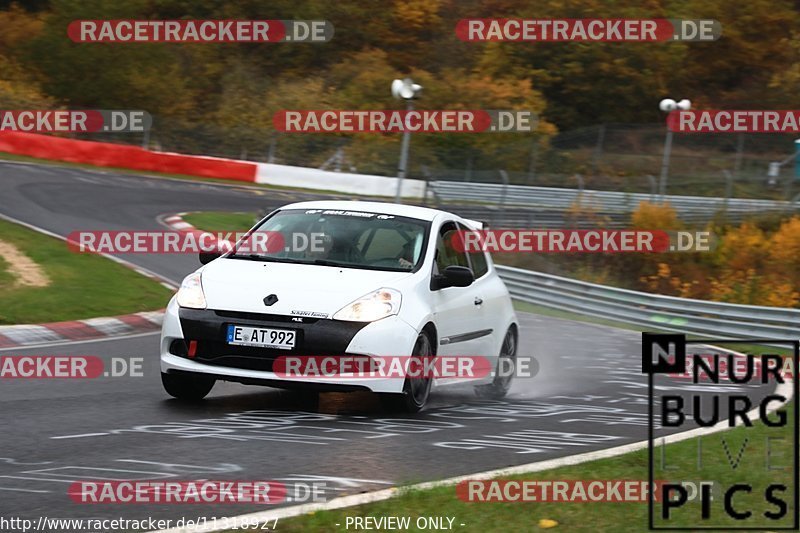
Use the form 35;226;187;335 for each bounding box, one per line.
458;223;489;279
434;222;470;275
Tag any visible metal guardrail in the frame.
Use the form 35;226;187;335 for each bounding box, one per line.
430;180;800;221
495;265;800;340
448;205;628;229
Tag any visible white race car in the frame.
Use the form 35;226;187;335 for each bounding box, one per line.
160;200;518;412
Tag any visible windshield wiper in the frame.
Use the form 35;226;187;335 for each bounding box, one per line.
227;254;305;263
228;255;360;269
311;259;355;268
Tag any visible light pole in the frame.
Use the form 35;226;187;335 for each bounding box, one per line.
391;78;422;203
658;98;691;201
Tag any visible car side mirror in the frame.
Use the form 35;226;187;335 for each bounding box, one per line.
432;265;474;290
199;251;221;265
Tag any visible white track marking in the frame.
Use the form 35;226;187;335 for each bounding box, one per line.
0;330;159;353
50;433;111;440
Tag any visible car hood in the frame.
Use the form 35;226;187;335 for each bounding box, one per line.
200;258;412;317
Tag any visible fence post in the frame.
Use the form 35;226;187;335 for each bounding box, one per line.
499;170;509;211
267;135;277;163
785;169;795;203
722;169;733;220
723;169;733;203
591;124;606;176
141;128;150;150
733;133;744;178
574;173;584;192
335;146;343;172
421;165;432;206
646;175;657;200
527;136;539;183
574;173;585;211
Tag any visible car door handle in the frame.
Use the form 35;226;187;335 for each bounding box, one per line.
474;297;483;306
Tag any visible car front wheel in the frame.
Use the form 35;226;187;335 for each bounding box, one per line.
380;331;433;413
161;372;216;400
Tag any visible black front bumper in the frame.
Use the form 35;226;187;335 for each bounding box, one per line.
173;308;369;372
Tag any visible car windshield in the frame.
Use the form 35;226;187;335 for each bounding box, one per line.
228;208;430;272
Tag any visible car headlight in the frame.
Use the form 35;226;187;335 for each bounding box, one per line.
333;288;402;322
176;272;207;309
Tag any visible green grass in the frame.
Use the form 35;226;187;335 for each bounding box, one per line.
0;218;173;324
512;299;650;332
716;343;793;357
181;212;259;233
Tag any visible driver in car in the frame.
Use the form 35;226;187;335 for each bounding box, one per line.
307;232;335;259
306;232;414;269
306;232;361;262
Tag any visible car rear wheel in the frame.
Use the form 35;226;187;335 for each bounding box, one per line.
161;372;216;400
475;327;517;400
380;331;433;413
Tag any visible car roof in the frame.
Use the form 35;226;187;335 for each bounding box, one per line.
277;200;450;222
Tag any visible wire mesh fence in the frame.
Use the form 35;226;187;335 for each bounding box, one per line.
78;119;800;200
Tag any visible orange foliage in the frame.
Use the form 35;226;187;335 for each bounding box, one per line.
630;203;800;307
631;201;681;230
706;218;800;307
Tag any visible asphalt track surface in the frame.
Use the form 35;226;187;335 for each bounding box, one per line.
0;160;781;527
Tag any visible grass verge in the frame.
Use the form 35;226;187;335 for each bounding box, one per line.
0;217;173;324
181;212;259;233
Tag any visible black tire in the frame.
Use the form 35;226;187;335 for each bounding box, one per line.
161;372;215;400
380;331;434;413
475;327;517;400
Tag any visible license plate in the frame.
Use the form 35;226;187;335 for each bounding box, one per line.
226;324;296;350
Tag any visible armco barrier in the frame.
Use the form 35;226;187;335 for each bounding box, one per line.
430;180;800;222
0;131;258;182
496;264;800;340
255;162;426;198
